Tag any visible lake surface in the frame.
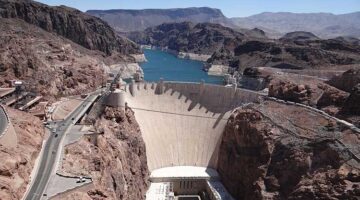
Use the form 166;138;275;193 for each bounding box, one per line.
140;49;223;84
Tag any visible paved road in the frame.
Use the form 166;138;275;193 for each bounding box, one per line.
24;91;101;200
0;105;8;136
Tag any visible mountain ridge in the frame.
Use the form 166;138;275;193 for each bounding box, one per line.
231;11;360;38
87;7;360;39
0;0;140;55
86;7;233;32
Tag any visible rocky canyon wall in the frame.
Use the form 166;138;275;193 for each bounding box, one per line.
218;100;360;200
59;107;149;200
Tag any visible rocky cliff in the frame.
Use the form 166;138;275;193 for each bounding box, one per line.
128;22;249;55
87;7;233;32
0;0;140;55
0;107;45;200
0;18;108;100
218;100;360;200
0;0;146;101
59;107;149;199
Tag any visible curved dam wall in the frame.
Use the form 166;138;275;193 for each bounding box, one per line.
0;105;18;148
123;82;261;171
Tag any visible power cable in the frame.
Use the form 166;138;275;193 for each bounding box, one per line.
63;95;230;121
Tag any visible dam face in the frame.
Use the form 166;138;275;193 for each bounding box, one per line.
123;82;260;171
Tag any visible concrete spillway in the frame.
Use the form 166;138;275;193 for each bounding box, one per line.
123;82;261;172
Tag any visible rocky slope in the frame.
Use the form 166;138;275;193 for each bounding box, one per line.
218;100;360;200
327;69;360;92
231;12;360;39
129;22;255;55
260;68;360;126
131;22;360;71
0;0;147;100
87;7;233;32
0;18;108;100
59;106;149;199
0;107;45;200
0;0;140;55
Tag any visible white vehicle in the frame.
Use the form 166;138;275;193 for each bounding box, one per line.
76;176;86;183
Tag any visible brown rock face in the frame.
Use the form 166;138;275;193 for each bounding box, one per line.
218;101;360;200
60;107;149;200
0;0;140;55
316;83;349;108
327;69;360;92
268;79;312;104
0;18;108;100
268;77;351;116
0;108;45;200
342;84;360;115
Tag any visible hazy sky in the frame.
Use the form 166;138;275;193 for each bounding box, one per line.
37;0;360;18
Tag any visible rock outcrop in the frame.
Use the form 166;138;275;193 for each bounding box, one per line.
268;80;313;104
0;0;140;55
316;83;349;109
60;107;149;199
218;100;360;200
327;69;360;92
0;107;45;200
280;31;320;42
342;84;360;115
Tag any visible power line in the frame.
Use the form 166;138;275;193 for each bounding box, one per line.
63;94;231;121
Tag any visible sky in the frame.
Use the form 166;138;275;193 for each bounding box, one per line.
37;0;360;18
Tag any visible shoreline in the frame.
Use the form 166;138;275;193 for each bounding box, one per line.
141;45;231;77
140;45;212;62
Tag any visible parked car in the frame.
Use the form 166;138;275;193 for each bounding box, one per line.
76;176;86;183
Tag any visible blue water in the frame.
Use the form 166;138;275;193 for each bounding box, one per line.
140;49;223;84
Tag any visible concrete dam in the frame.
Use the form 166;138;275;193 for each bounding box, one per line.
107;81;262;199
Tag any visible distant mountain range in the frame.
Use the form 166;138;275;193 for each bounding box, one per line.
87;7;233;33
87;8;360;39
232;12;360;38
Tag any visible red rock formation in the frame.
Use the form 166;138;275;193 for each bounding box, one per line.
316;83;349;109
268;79;312;104
327;69;360;92
0;108;45;200
218;101;360;200
60;107;149;199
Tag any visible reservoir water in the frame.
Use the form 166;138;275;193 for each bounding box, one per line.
140;49;223;84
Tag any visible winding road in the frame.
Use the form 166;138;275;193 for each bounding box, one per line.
24;91;101;200
0;105;8;136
